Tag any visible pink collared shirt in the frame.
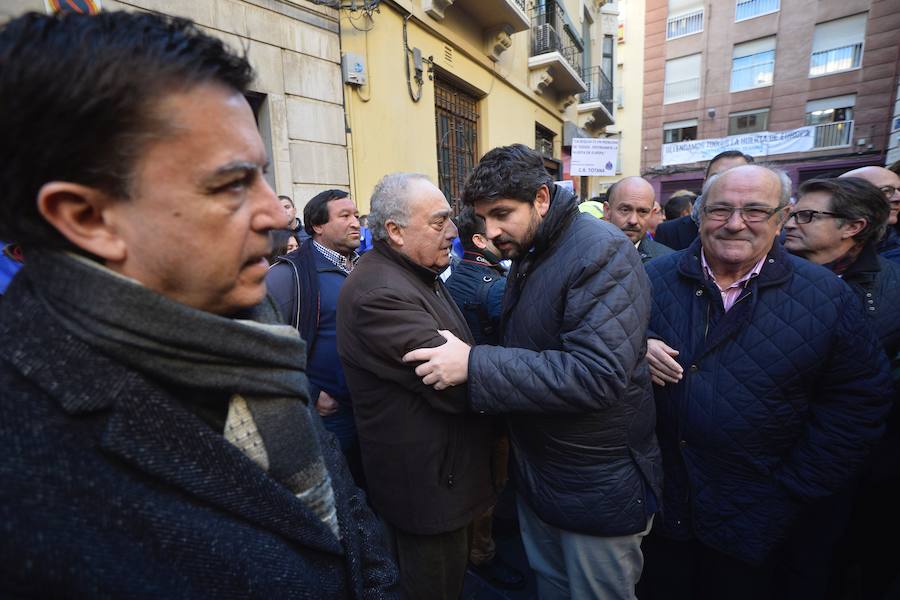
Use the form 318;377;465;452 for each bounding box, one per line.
700;251;767;312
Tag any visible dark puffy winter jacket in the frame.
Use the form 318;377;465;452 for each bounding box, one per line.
644;239;892;565
468;185;662;537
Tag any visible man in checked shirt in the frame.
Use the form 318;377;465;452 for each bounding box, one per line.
267;189;367;487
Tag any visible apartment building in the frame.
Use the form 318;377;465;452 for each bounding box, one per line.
642;0;899;201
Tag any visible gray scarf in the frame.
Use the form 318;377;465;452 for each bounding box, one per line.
28;250;340;539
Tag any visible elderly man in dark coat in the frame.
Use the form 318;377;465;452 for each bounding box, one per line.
403;145;662;600
336;173;495;600
641;165;892;600
0;11;397;598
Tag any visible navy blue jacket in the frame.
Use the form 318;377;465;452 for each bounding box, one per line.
645;240;892;565
653;214;698;251
841;243;900;482
267;240;352;404
0;270;399;598
877;226;900;265
468;185;662;537
444;251;506;345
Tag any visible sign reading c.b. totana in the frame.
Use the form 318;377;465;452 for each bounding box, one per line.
571;138;619;177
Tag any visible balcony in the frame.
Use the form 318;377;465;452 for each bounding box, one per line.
423;0;530;61
730;55;774;92
664;76;700;104
527;2;587;100
813;120;853;149
735;0;779;21
809;43;863;77
578;66;614;128
666;9;704;40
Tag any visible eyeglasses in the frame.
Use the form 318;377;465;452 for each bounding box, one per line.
702;205;781;223
878;185;899;200
786;209;848;225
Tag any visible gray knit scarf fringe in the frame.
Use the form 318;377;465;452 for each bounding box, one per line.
28;250;340;540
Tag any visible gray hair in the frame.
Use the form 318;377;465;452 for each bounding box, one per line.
368;172;431;241
700;165;793;217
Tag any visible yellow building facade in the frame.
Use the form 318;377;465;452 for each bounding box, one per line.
589;0;646;194
340;0;616;213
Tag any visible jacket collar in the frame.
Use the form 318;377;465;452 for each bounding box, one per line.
462;250;504;273
677;237;792;290
841;241;880;286
531;183;579;258
0;273;344;556
373;240;442;285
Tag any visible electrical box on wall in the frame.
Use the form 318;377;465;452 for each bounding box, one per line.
341;53;367;86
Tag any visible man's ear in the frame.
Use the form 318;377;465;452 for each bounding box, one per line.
472;233;488;250
385;220;404;247
603;202;611;221
36;182;127;262
535;185;551;217
841;218;867;240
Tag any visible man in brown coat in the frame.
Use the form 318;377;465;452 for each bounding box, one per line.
336;172;495;600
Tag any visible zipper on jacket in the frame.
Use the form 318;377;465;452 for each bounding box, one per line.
442;425;460;489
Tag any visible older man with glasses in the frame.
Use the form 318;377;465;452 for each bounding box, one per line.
637;165;892;600
840;165;900;264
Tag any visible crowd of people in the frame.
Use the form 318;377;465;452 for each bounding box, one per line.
1;9;899;600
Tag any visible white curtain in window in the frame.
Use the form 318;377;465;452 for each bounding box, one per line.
812;13;867;53
806;94;857;113
668;0;703;16
733;36;776;59
664;118;699;131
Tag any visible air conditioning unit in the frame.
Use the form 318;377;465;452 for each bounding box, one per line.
533;23;560;55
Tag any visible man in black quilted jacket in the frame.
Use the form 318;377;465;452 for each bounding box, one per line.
403;144;662;600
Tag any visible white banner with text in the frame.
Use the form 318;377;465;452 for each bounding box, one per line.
571;138;619;176
661;126;816;166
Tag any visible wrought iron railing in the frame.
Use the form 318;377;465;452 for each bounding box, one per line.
735;0;779;21
666;8;704;40
813;120;853;148
580;66;613;113
809;43;863;77
530;2;582;75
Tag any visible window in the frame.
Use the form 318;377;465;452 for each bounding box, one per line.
667;0;704;40
731;37;775;92
806;95;855;148
435;76;479;214
535;123;555;158
664;54;701;104
728;108;769;135
245;92;276;191
602;35;614;90
664;119;698;144
810;14;866;77
582;8;592;76
735;0;779;22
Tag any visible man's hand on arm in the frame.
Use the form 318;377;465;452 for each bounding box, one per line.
402;330;471;391
315;390;340;417
647;338;683;386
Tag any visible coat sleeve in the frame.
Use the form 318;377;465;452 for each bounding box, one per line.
468;235;651;414
773;285;893;501
265;262;298;326
344;286;469;414
314;410;401;598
